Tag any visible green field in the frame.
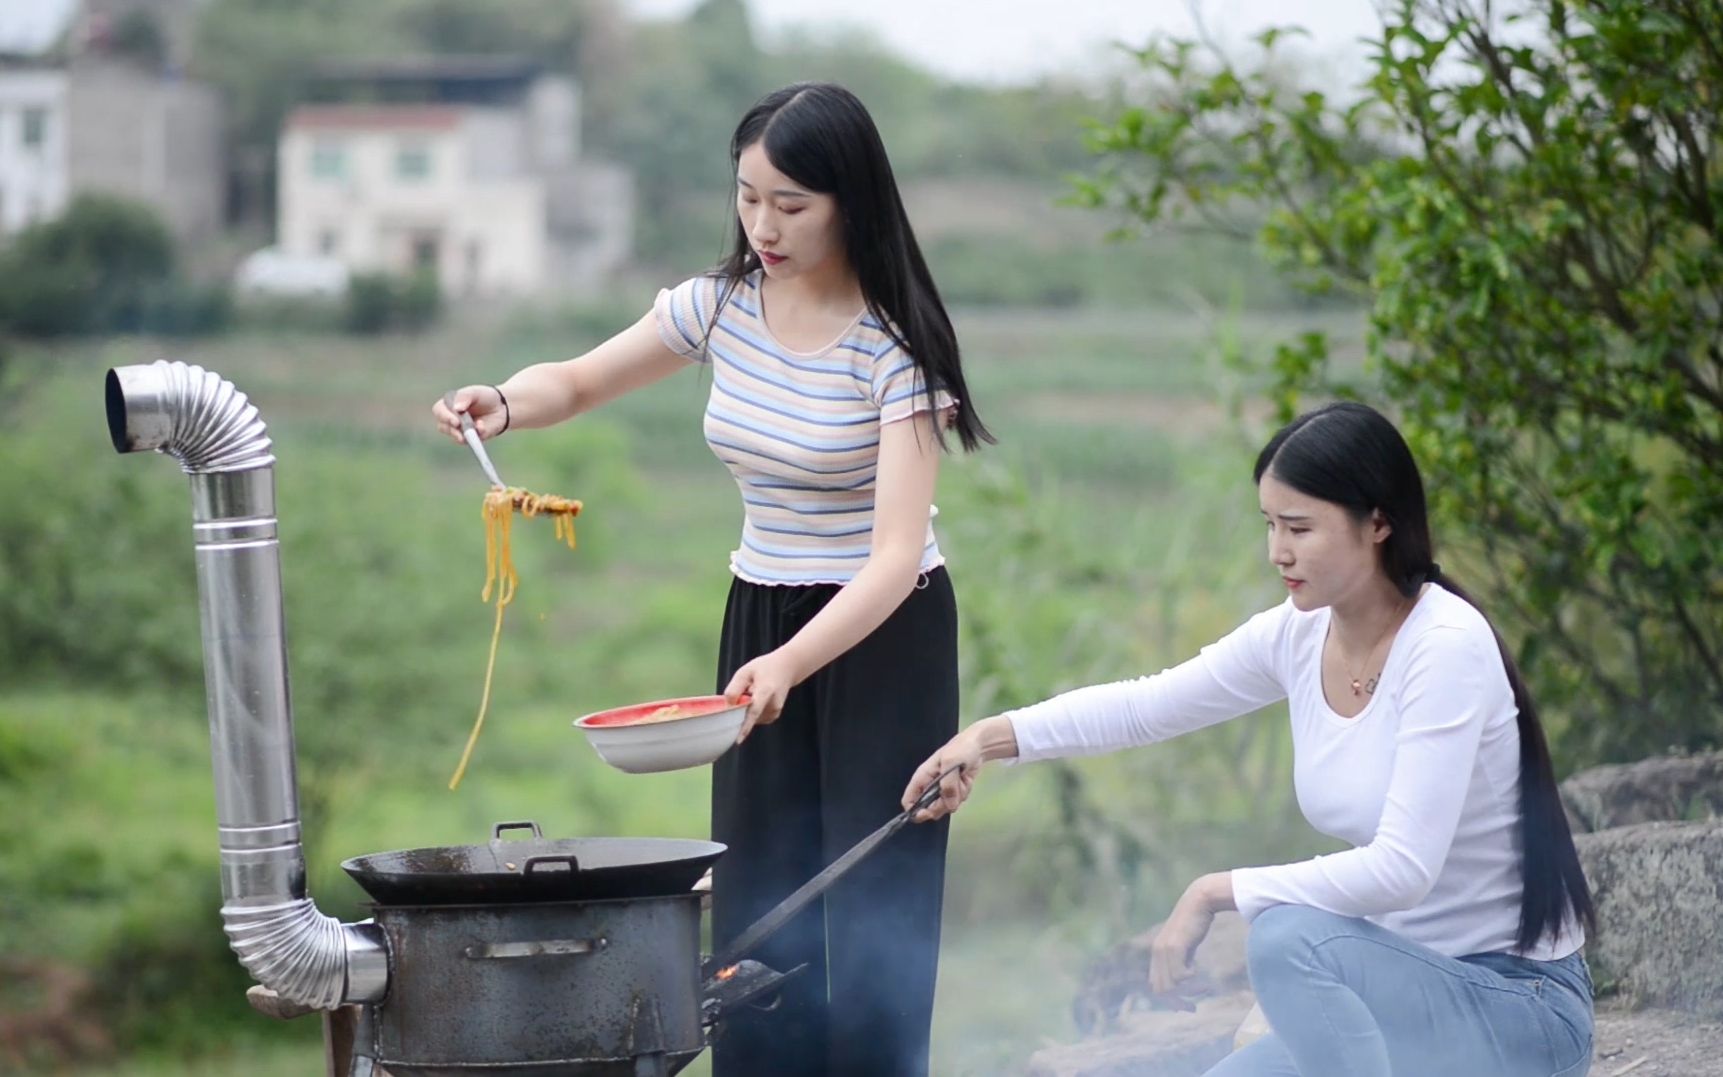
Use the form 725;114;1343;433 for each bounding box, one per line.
0;298;1358;1074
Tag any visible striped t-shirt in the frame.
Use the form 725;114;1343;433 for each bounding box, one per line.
653;271;954;585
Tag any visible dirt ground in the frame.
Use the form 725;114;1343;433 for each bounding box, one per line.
1593;1001;1723;1076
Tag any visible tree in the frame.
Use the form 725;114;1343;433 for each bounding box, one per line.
589;0;774;266
109;10;168;69
1075;0;1722;764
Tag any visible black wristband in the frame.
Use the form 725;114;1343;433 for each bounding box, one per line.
491;385;511;434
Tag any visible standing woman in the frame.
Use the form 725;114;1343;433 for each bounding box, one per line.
435;83;990;1075
904;402;1595;1077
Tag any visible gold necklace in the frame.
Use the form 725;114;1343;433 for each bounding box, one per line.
1341;597;1412;697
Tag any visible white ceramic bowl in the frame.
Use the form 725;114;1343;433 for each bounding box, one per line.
574;695;748;774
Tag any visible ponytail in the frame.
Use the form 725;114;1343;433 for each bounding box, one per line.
1425;563;1597;950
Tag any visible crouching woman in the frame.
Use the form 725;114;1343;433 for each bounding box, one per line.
904;402;1595;1077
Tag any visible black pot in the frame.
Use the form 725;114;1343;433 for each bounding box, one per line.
369;894;704;1076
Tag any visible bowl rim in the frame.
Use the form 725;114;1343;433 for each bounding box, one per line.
573;693;749;730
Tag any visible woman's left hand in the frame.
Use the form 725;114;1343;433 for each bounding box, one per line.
1149;873;1228;998
724;648;804;742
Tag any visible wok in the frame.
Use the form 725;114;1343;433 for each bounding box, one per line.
342;821;724;906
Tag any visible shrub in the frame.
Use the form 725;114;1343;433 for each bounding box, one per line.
0;195;228;337
343;271;442;335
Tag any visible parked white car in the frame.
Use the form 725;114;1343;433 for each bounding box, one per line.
234;247;350;298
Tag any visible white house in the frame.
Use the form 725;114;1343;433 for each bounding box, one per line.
0;2;223;245
280;103;558;297
277;59;633;298
0;66;69;236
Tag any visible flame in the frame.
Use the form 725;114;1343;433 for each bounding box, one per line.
716;964;738;982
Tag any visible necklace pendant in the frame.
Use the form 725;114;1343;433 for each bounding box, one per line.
1350;678;1363;696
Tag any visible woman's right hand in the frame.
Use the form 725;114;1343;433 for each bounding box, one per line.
902;726;985;822
433;385;508;444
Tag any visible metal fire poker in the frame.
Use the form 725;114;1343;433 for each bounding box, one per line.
702;763;965;979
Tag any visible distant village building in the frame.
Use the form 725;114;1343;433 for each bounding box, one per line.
0;64;66;235
278;58;634;297
0;0;222;245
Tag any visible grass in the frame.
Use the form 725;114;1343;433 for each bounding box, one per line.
1;296;1352;1075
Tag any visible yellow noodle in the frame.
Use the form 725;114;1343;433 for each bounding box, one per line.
448;486;583;790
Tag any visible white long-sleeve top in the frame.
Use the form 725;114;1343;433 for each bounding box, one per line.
1005;585;1582;961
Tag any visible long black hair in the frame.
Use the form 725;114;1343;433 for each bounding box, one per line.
1254;401;1595;951
705;82;992;451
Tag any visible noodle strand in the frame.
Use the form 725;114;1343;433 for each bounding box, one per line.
448;486;582;790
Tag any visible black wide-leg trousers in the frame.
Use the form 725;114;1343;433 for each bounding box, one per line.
710;567;958;1077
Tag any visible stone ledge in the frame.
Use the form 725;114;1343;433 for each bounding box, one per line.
1024;997;1723;1077
1561;751;1723;833
1576;820;1723;1018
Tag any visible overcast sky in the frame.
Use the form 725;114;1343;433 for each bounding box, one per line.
0;0;77;53
4;0;1384;86
625;0;1383;85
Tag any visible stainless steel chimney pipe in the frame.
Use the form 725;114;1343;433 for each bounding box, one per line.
105;361;387;1008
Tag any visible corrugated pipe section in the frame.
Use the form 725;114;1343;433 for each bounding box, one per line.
105;361;387;1008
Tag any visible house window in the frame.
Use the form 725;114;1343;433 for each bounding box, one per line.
21;108;48;150
311;142;346;180
395;144;431;181
411;233;439;271
464;239;483;290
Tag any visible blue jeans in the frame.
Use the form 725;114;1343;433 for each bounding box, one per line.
1205;905;1594;1077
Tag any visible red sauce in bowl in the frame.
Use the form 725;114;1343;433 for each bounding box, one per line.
577;695;747;728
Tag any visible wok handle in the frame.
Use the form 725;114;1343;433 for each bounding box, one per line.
463;937;608;960
491;820;544;841
521;854;580;875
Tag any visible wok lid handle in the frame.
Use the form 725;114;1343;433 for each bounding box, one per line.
490;820;544;841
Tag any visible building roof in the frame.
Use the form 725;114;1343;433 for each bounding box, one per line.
310;54;543;84
286;104;465;132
